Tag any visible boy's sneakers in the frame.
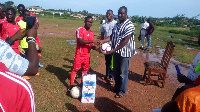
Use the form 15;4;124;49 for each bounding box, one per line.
23;76;31;80
38;62;43;67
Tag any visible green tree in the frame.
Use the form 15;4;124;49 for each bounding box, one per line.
5;1;14;8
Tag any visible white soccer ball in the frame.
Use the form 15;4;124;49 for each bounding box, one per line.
70;86;81;98
101;43;111;54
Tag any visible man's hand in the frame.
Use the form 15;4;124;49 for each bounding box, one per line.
93;39;99;45
104;49;115;55
26;23;37;38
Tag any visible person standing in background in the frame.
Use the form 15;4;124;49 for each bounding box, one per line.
100;9;117;85
0;4;6;23
139;18;149;50
145;18;154;51
16;4;43;68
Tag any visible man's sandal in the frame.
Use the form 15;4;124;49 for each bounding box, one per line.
114;93;124;98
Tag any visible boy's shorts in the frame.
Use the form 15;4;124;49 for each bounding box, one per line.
72;55;90;71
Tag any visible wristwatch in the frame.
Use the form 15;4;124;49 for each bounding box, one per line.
5;37;14;45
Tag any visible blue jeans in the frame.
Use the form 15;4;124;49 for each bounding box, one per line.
105;54;113;78
147;35;152;49
113;53;131;95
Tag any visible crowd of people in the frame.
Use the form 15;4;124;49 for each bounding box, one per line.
0;3;42;112
0;2;200;111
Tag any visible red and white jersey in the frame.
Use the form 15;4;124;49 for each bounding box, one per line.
0;17;7;24
0;22;21;54
75;26;94;56
0;62;35;112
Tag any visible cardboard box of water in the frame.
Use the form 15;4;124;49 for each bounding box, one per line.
81;74;96;103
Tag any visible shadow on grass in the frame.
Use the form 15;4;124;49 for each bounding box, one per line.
45;65;69;87
94;97;132;112
63;58;74;64
65;103;91;112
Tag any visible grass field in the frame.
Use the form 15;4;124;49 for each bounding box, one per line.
31;17;199;111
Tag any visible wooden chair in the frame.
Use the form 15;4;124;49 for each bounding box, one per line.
143;41;175;88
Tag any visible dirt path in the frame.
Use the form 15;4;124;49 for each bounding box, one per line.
68;51;188;112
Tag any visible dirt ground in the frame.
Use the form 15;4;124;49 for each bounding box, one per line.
66;51;189;112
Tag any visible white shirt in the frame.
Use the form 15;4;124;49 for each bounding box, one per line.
141;21;149;35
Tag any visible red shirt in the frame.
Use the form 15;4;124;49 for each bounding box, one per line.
0;62;35;112
0;22;21;54
146;22;154;35
75;26;94;56
15;15;23;23
0;17;7;24
15;13;39;23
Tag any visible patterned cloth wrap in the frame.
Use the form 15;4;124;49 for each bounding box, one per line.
144;61;165;71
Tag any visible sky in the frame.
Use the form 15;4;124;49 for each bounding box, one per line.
1;0;200;19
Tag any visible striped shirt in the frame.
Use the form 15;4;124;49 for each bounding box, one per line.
111;19;136;57
0;63;35;112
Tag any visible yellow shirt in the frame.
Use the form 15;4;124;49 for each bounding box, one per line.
18;20;28;48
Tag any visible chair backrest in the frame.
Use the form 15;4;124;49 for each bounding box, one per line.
161;41;175;69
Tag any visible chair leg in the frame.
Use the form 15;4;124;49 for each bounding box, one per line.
143;68;147;81
161;73;166;88
144;70;151;86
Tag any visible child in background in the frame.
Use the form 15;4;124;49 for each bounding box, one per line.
16;4;43;68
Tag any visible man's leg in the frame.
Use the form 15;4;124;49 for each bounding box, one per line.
113;53;121;92
119;56;131;95
146;35;151;50
105;54;114;79
140;35;145;49
82;56;90;83
68;56;81;91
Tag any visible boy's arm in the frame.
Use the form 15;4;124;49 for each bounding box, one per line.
77;37;95;45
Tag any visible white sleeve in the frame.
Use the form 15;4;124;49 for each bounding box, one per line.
0;39;29;76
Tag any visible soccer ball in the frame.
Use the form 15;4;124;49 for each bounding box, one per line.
101;43;111;54
70;86;81;98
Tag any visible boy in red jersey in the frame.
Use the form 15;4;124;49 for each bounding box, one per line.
0;8;21;54
0;4;6;24
68;16;98;91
